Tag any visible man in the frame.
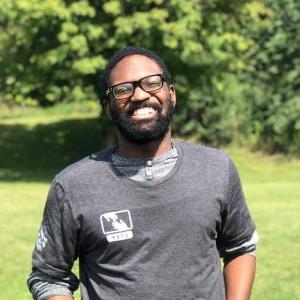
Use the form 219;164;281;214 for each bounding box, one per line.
28;46;258;300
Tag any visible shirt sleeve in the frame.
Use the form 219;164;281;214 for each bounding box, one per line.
27;179;80;298
27;269;78;300
217;158;258;262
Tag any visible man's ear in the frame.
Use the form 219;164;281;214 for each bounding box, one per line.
102;99;112;120
168;84;176;107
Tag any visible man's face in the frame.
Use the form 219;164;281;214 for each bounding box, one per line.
106;55;176;144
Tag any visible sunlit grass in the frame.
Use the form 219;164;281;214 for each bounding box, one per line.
0;101;100;124
224;147;300;300
0;183;48;299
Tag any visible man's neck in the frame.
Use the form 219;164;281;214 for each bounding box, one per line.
116;131;172;159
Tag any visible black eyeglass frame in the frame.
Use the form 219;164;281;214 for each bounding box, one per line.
105;73;166;100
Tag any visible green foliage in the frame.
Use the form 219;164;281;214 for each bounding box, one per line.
245;0;300;155
0;0;299;155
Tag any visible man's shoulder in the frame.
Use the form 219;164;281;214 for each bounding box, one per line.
174;139;229;163
174;139;233;185
54;147;114;183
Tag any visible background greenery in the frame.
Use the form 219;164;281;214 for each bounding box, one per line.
0;104;299;299
0;0;299;155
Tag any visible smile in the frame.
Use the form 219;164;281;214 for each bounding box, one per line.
131;107;157;119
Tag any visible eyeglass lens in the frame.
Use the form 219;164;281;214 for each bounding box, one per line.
113;75;163;100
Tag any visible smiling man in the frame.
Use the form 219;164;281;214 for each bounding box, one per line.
104;50;176;154
28;46;258;300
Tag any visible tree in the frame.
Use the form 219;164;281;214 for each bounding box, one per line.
245;0;300;154
3;0;297;155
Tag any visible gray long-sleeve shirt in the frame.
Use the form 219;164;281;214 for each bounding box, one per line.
28;140;257;299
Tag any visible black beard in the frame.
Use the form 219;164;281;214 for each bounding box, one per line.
109;96;175;144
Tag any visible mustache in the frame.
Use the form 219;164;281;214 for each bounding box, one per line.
126;101;163;116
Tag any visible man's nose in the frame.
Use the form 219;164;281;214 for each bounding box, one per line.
130;86;150;102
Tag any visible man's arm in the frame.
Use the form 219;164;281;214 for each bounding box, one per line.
223;254;256;300
28;181;79;299
218;158;258;299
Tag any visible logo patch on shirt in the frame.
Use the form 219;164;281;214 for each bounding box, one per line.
100;210;133;242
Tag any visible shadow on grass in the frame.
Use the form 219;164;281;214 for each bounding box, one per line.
0;117;117;182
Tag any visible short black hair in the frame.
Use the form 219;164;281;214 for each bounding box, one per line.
99;46;172;105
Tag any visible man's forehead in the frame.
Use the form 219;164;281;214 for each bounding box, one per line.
109;55;162;84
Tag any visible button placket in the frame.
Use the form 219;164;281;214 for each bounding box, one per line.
145;160;154;180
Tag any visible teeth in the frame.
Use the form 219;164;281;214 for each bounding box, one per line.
133;107;155;117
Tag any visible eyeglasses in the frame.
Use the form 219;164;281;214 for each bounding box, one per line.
105;74;165;100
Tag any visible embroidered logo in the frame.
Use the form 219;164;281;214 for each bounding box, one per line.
100;210;133;242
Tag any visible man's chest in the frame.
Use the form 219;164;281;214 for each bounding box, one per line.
70;182;224;259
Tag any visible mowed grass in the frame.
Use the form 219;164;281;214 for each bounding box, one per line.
0;105;299;300
226;149;300;300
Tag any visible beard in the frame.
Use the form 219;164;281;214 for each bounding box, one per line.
109;95;175;144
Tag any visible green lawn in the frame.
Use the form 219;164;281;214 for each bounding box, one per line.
0;105;299;300
230;150;300;300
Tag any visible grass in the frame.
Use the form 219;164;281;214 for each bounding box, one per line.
224;148;300;300
0;103;299;300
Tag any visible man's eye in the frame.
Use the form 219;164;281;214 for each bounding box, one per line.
147;81;160;86
144;81;160;88
115;86;131;95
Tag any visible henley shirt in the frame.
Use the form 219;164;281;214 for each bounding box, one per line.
28;140;257;300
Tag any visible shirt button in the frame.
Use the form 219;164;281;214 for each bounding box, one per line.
146;160;152;166
145;169;152;176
